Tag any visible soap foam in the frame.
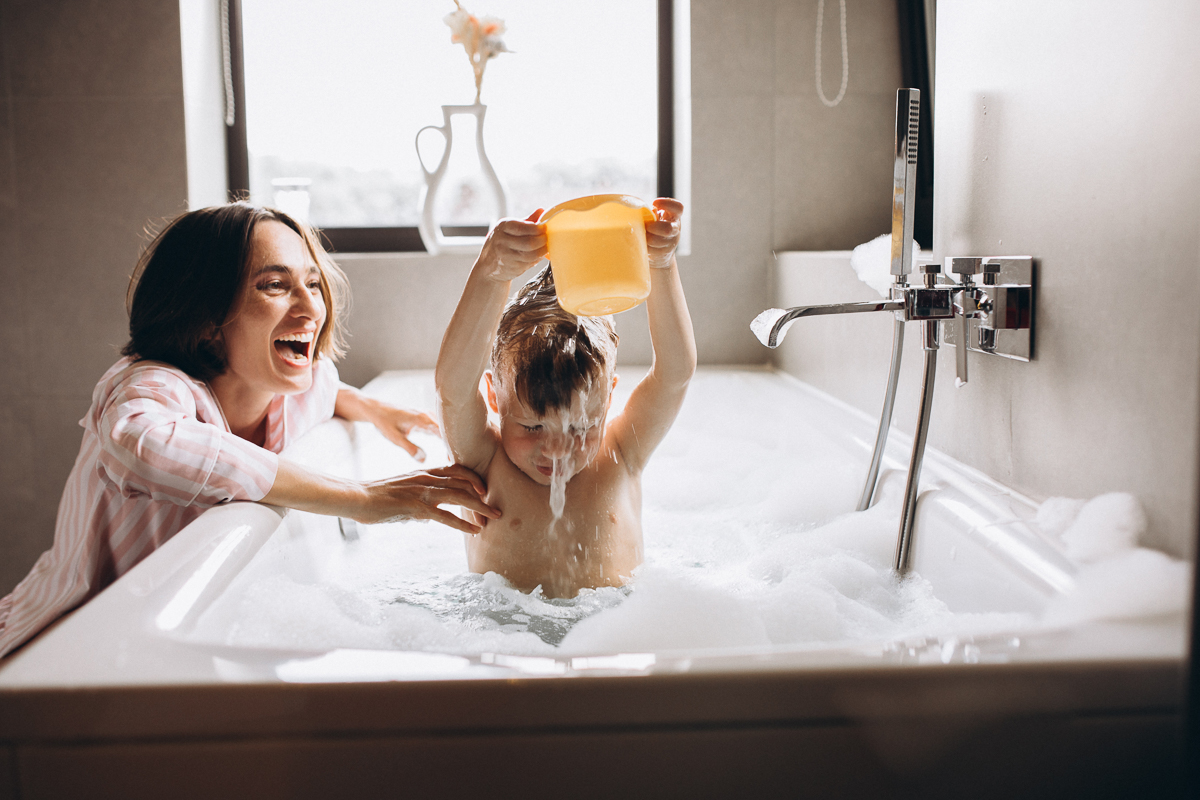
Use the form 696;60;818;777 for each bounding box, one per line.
1044;548;1191;625
1058;492;1147;563
187;374;1191;657
850;233;921;297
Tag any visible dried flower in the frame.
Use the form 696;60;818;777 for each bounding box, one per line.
444;1;510;103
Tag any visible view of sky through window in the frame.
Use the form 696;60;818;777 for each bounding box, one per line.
242;0;659;229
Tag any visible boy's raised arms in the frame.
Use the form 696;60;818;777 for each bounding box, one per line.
609;198;697;474
435;211;548;475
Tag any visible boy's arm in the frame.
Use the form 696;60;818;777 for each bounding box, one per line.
610;199;697;473
435;212;547;474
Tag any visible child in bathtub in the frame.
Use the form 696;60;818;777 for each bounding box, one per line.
435;199;694;598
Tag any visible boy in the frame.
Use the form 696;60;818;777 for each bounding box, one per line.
435;199;695;598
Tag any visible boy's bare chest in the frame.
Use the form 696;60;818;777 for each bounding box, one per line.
466;445;643;595
483;447;640;539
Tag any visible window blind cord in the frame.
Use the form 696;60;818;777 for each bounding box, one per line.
815;0;848;108
220;0;236;127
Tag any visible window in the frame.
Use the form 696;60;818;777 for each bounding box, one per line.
225;0;674;252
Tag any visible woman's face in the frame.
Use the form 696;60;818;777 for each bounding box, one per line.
219;220;326;397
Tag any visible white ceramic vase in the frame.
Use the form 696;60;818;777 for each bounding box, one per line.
414;103;508;255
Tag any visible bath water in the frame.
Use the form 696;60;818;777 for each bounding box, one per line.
187;371;1190;657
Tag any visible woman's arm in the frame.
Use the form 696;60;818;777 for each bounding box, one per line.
99;363;499;533
335;385;439;461
261;459;499;533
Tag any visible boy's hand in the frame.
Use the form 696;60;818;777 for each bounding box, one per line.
646;198;684;269
477;210;548;283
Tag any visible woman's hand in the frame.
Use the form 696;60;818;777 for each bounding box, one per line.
263;460;500;535
476;210;548;283
355;464;500;533
646;198;684;270
336;387;439;462
365;402;439;462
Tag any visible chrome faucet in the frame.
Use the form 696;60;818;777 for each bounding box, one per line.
753;88;1036;575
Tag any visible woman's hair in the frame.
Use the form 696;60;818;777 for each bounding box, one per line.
122;202;348;381
491;265;619;415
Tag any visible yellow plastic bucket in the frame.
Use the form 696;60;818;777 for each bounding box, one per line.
539;194;656;316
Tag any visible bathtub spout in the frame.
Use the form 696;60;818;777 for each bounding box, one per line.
752;300;906;349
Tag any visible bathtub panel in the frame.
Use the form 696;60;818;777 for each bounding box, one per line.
0;659;1182;745
14;710;1183;800
0;747;14;800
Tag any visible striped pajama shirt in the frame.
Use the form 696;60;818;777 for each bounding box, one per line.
0;356;340;658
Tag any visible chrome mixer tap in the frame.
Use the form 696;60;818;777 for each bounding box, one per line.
752;88;1036;576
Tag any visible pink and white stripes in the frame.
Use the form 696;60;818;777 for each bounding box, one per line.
0;356;340;658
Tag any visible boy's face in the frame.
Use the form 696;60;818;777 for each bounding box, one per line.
487;368;617;486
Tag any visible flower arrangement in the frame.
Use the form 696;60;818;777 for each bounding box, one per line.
444;1;510;104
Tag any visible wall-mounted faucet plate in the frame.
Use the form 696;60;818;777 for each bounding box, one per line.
942;256;1035;362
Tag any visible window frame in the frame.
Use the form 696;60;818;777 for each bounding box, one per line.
224;0;674;253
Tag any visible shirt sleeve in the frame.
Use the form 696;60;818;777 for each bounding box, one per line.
96;370;279;506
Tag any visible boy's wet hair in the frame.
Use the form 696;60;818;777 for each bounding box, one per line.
492;265;619;416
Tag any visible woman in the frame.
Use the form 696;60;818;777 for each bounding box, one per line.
0;203;498;658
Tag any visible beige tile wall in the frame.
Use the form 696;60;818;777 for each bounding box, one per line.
0;0;189;594
929;0;1200;557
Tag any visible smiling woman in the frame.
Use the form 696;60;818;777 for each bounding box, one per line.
0;203;500;659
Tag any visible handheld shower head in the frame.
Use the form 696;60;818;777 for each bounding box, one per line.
890;88;921;281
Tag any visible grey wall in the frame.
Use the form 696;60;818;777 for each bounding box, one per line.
0;0;190;595
775;0;1200;558
0;0;906;594
935;0;1200;557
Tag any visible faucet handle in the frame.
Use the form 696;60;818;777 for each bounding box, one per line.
918;261;942;288
947;257;983;280
981;260;1001;285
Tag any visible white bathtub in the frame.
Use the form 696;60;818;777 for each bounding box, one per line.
0;368;1187;798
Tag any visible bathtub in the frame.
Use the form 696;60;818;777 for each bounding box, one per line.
0;367;1187;798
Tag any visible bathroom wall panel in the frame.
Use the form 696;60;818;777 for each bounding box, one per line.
772;94;897;251
932;0;1200;555
0;398;41;597
774;0;903;98
0;212;26;398
11;98;188;229
688;92;775;364
690;0;776;99
332;256;476;385
771;0;903;253
5;0;183;99
0;1;190;595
